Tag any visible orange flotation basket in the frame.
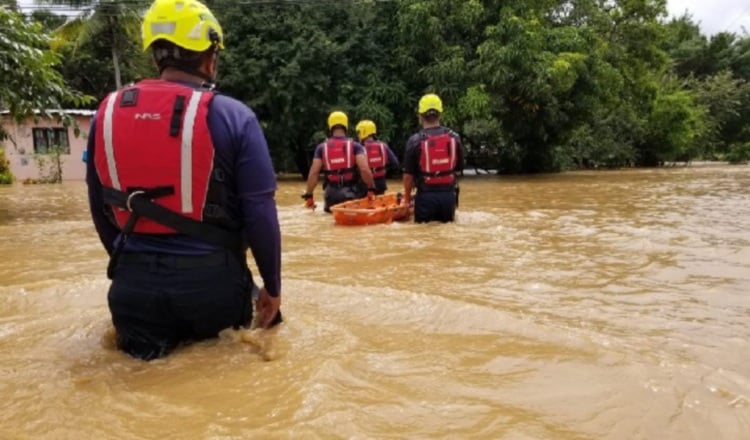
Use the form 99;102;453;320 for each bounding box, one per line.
330;192;412;226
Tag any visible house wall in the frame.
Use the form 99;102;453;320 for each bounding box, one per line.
1;114;91;181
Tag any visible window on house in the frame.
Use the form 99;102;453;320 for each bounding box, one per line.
32;127;70;154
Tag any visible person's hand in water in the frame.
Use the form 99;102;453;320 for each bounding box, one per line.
255;287;282;329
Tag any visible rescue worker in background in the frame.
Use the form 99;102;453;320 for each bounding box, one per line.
86;0;282;361
402;93;464;223
355;119;400;195
302;111;376;212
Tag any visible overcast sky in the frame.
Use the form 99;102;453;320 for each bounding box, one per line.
667;0;750;36
15;0;750;37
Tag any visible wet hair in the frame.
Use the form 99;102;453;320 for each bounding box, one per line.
151;40;214;74
421;110;440;123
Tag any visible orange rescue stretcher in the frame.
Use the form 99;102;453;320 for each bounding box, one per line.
330;192;412;226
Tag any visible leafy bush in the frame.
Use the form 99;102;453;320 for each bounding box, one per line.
725;142;750;164
0;148;14;184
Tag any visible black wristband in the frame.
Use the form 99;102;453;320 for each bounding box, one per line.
301;192;313;200
367;187;375;192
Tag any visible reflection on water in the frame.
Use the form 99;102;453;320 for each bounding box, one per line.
1;165;749;439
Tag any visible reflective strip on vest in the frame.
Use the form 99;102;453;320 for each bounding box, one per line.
180;90;202;213
423;138;431;174
370;142;386;166
449;137;457;169
346;140;352;169
422;139;432;174
102;91;121;190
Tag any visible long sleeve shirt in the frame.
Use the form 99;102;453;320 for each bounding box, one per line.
86;82;282;296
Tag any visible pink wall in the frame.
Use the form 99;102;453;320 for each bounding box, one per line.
1;112;92;181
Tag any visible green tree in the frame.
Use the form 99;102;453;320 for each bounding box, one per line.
663;18;750;161
688;71;747;158
725;140;750;164
29;8;67;31
664;17;750;81
216;2;349;170
0;7;91;142
39;0;746;174
662;15;711;77
41;0;146;89
729;36;750;80
55;26;152;102
215;0;406;173
394;0;500;169
641;77;706;164
474;2;643;171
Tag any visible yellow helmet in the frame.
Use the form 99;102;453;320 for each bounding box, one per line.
327;111;348;131
418;93;443;114
141;0;224;52
355;120;377;141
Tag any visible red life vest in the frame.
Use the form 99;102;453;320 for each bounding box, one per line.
365;140;388;178
93;79;216;234
419;133;457;186
322;138;356;184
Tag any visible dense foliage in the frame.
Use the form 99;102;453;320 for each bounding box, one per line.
0;6;91;142
5;0;750;172
40;0;150;89
210;0;750;172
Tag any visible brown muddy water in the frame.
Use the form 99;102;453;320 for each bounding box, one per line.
0;164;748;439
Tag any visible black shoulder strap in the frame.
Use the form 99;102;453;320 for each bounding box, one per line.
169;95;186;137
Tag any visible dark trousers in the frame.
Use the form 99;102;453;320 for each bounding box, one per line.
107;250;253;360
414;190;457;223
373;177;388;195
323;182;367;212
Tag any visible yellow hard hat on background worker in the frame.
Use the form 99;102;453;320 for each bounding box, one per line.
327;111;348;131
418;93;443;114
355;120;377;141
141;0;224;52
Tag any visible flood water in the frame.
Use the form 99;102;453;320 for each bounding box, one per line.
1;165;749;439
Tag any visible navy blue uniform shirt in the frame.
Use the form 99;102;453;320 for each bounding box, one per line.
86;82;282;297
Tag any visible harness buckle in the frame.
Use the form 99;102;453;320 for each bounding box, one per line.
204;203;222;218
126;190;145;212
